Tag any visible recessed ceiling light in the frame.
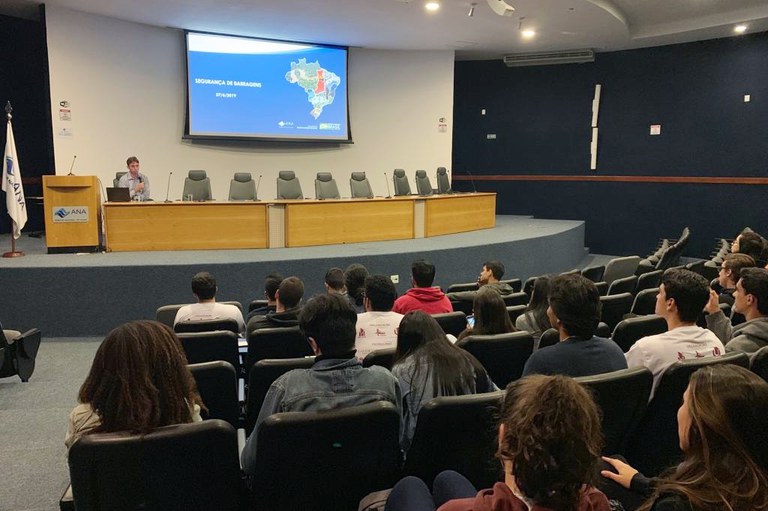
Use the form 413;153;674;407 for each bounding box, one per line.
521;29;536;39
425;1;440;11
734;24;748;34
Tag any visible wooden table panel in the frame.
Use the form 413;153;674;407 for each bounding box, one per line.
424;193;496;237
105;202;268;251
284;198;414;247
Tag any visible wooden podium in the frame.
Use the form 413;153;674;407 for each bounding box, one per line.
42;175;101;253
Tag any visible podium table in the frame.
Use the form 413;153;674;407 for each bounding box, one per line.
42;175;101;253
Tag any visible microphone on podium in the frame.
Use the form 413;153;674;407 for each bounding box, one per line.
67;155;77;176
384;172;392;199
254;174;263;201
164;171;173;203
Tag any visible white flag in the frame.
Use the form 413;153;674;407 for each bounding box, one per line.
2;120;27;239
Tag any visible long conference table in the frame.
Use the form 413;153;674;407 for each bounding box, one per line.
103;192;496;252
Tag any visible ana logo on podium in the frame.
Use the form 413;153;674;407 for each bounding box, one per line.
52;206;89;223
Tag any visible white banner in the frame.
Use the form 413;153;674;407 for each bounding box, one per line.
2;121;27;239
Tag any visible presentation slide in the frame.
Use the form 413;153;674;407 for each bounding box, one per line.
185;32;350;142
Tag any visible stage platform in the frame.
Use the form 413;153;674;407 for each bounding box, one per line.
0;215;606;337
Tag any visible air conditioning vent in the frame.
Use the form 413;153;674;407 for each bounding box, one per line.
503;49;595;67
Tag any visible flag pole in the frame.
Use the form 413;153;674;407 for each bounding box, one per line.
3;101;24;258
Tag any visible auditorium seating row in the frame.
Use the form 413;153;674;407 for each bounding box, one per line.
113;167;453;201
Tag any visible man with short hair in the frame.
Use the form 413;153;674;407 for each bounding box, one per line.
732;230;767;267
117;156;150;201
446;260;515;302
174;271;245;332
247;276;304;332
246;272;283;322
392;259;452;314
324;267;348;296
356;275;404;360
240;293;401;475
705;267;768;353
626;269;724;398
522;274;626;377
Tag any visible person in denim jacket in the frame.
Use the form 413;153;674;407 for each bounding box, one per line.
241;293;401;475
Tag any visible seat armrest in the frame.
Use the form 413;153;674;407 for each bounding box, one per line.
59;484;74;511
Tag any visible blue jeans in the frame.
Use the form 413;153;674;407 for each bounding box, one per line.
385;471;478;511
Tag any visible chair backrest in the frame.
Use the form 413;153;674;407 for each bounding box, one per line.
575;367;653;455
431;311;467;337
248;299;269;312
751;345;768;382
314;172;340;199
246;326;312;370
447;282;479;293
538;328;559;349
404;391;505;489
189;361;239;427
499;278;522;292
607;275;638;296
113;171;126;188
450;299;474;316
506;305;527;325
599;293;634;331
349;171;373;198
414;169;433;196
228;172;257;200
457;331;534;387
627;352;749;475
595;322;612;338
183;170;212;201
393;168;411;196
502;292;529;307
245;357;315;435
436;167;451;194
174;318;239;335
276;170;303;199
522;276;537;297
68;420;241;511
177;330;240;369
603;256;642;284
636;269;663;293
252;401;401;511
155;303;187;327
362;347;396;370
631;287;659;316
612;315;667;352
581;265;605;282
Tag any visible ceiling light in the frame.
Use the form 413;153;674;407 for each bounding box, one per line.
425;1;440;11
734;24;748;34
521;29;536;39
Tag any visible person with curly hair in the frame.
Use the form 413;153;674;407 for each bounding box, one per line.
65;321;204;448
384;374;611;511
602;364;768;511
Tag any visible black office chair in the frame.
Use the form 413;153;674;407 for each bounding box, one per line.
404;391;505;489
67;420;241;511
607;275;638;296
189;361;240;427
177;330;240;369
250;402;401;511
626;352;749;476
174;318;239;335
457;331;534;388
362;348;396;370
611;315;667;352
600;293;634;331
432;311;467;337
246;326;312;370
415;169;433;196
245;357;315;435
575;367;653;455
436;167;451;194
630;288;659;316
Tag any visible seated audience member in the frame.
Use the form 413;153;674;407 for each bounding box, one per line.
241;293;401;475
355;275;404;360
515;275;553;348
324;267;349;298
392;311;495;451
65;321;203;449
345;263;370;311
247;276;304;332
385;375;611;511
602;364;768;511
626;269;724;399
522;274;626;378
456;287;516;342
393;259;453;315
705;267;768;353
446;260;514;302
732;229;768;267
174;271;245;333
711;253;755;305
246;272;283;322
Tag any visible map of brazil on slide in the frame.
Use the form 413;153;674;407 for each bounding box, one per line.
285;58;341;119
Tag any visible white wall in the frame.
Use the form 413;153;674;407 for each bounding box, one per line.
45;6;454;201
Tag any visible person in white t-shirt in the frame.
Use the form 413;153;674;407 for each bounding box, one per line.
174;271;245;333
626;269;724;399
355;275;403;360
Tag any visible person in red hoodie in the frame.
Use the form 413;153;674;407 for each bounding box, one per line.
384;375;612;511
392;259;453;315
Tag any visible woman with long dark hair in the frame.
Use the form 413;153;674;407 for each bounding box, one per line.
65;320;204;448
602;364;768;511
393;311;495;452
456;287;516;342
515;276;552;346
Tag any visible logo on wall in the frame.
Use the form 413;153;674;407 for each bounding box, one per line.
52;206;89;223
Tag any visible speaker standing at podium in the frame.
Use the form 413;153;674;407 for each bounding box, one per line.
117;156;150;201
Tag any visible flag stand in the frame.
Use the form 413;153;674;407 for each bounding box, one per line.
3;101;25;258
